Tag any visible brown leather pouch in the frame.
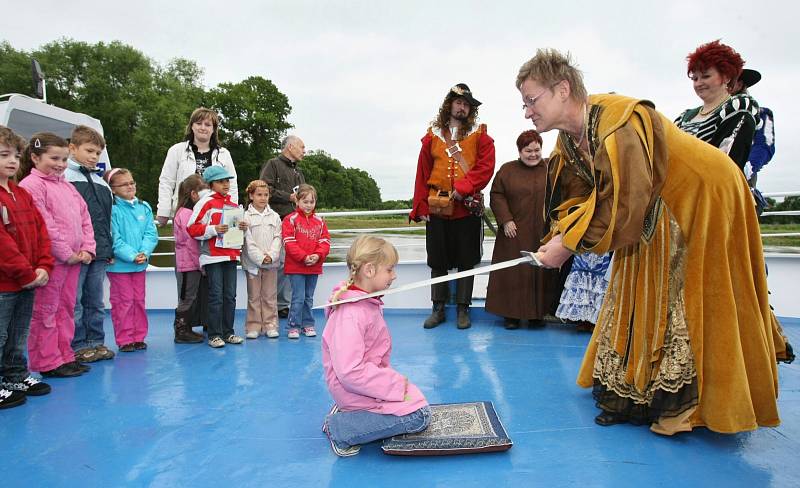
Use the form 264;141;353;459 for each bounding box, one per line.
428;189;454;216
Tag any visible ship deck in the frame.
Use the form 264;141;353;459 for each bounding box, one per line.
3;308;799;487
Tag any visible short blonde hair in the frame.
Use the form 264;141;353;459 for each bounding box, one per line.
516;48;587;102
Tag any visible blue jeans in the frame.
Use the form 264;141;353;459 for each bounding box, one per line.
0;290;34;382
327;406;431;448
205;261;238;339
72;260;107;350
287;274;318;330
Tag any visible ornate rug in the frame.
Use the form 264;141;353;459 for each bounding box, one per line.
382;401;513;456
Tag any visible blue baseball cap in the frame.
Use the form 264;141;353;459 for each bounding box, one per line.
202;166;233;183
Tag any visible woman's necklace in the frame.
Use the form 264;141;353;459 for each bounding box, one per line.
699;95;730;116
570;103;589;147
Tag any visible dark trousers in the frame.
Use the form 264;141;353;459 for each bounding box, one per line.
425;215;482;305
204;261;238;339
0;290;34;382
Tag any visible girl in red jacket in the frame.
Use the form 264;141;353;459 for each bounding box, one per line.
282;184;330;339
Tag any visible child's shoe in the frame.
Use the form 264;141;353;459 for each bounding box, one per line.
119;344;136;353
66;361;90;373
94;345;116;360
2;376;51;396
245;330;259;340
133;342;148;350
266;329;279;339
224;334;244;344
74;347;100;363
41;363;82;378
287;328;300;339
208;337;225;348
302;326;317;337
0;388;26;409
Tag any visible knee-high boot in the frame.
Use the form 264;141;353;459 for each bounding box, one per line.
455;273;474;330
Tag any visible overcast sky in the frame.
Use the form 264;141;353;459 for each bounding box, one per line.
4;0;798;200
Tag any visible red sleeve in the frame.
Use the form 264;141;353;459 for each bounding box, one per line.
409;133;433;222
282;215;307;263
0;224;37;287
453;130;496;196
314;220;331;260
187;202;211;238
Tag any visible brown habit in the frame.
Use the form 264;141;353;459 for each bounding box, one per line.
485;160;560;320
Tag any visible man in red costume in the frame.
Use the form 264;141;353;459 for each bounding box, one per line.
410;83;495;329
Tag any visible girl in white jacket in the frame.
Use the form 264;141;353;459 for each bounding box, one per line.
241;180;283;338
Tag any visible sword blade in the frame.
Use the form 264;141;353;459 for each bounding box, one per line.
315;251;541;309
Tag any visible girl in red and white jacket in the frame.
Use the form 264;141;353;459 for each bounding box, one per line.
186;166;248;348
282;184;330;339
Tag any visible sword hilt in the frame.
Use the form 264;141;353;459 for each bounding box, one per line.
520;250;543;267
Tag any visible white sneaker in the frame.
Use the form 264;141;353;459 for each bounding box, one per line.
225;334;244;344
245;330;259;339
266;329;279;339
287;328;300;339
302;326;317;337
208;337;225;348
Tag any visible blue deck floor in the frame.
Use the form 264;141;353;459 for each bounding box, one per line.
2;309;799;487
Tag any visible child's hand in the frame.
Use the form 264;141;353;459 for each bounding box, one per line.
67;253;82;265
22;268;50;289
263;255;272;265
134;253;147;264
107;258;115;265
238;220;249;231
78;251;93;264
305;254;319;265
215;224;229;234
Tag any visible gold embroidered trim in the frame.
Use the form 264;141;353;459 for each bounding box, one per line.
592;210;696;405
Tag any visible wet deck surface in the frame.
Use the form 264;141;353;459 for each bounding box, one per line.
3;310;799;487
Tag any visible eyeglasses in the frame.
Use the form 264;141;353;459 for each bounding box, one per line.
112;181;136;188
521;82;560;111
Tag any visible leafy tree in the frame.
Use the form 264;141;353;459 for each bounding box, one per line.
206;76;292;196
301;151;382;209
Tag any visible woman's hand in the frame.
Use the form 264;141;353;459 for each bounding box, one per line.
535;234;573;269
503;221;518;238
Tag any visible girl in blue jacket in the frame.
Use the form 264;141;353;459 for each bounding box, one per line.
105;169;158;352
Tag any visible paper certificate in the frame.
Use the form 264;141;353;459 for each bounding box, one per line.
218;206;244;249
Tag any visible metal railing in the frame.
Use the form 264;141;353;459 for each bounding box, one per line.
150;191;799;260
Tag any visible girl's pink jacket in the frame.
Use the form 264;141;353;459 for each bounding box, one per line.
173;207;200;272
19;168;96;263
322;284;428;416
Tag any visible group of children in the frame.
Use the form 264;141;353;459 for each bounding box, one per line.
2;122;429;458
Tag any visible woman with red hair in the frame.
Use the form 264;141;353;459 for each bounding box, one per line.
675;40;760;170
485;130;561;329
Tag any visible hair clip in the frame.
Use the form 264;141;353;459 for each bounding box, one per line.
34;138;41;148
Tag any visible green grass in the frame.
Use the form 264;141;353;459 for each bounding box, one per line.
760;223;800;247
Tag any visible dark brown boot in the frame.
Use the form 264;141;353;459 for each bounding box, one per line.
174;318;203;344
423;302;446;329
456;304;471;329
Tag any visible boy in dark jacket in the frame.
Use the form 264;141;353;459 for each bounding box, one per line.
65;126;115;363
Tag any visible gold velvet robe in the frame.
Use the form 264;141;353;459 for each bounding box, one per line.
548;93;787;433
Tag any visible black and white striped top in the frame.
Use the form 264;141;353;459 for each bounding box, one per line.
675;94;760;170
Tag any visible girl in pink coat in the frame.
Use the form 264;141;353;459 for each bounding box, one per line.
321;236;430;457
19;133;96;378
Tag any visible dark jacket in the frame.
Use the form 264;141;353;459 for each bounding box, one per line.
259;155;305;218
65;159;114;260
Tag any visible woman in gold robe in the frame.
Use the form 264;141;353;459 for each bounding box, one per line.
516;49;791;435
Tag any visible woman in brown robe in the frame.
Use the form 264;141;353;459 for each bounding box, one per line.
485;130;561;329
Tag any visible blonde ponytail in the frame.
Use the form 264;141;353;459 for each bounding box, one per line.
330;236;398;307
